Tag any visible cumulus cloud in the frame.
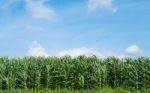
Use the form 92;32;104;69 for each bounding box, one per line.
57;48;129;58
25;0;56;20
87;0;118;13
27;44;103;58
125;45;141;54
28;41;48;57
27;41;141;58
106;52;127;58
58;47;103;57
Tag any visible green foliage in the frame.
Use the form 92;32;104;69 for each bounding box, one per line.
0;56;150;90
1;88;150;93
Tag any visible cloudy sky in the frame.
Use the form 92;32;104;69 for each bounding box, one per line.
0;0;150;57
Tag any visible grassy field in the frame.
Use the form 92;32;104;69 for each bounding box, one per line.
1;88;150;93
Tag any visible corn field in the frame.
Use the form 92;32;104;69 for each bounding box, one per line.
0;56;150;90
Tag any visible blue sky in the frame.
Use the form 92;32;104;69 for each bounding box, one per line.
0;0;150;57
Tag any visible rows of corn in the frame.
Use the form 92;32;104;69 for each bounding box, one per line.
0;56;150;90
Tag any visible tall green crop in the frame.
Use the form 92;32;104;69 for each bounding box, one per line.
0;56;150;90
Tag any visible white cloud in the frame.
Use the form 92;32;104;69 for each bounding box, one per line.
87;0;118;12
25;0;56;20
125;45;141;54
58;47;103;57
27;44;103;57
27;42;141;58
57;48;129;58
105;52;127;58
28;41;48;57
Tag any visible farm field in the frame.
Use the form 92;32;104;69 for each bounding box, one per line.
1;0;150;93
0;88;150;93
0;56;150;92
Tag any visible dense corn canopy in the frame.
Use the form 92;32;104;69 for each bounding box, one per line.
0;56;150;90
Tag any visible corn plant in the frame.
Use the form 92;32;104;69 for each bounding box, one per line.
0;56;150;90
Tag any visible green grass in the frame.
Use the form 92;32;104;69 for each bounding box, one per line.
1;88;150;93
